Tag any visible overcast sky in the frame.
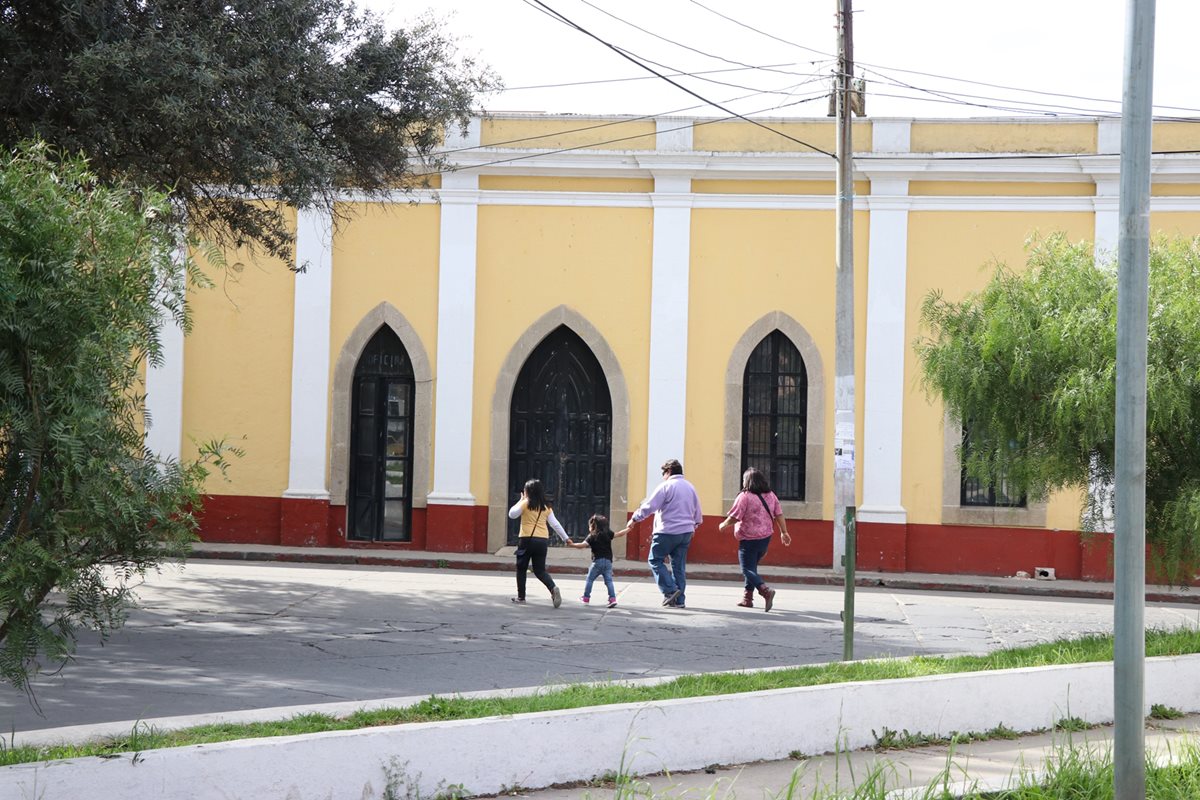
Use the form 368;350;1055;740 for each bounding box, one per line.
368;1;1199;121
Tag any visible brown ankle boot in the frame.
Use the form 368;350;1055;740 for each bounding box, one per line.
737;589;754;608
758;584;776;612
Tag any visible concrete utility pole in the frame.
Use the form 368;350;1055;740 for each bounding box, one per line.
833;0;857;661
1114;1;1155;797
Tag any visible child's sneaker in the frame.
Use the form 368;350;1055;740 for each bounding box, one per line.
580;596;590;604
607;597;618;608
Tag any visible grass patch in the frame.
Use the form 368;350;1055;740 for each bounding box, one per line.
4;626;1199;767
1151;703;1186;720
797;739;1200;798
872;723;1024;751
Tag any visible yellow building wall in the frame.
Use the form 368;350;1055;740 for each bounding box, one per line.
329;201;442;474
481;117;657;150
692;120;869;154
693;180;871;195
686;209;870;514
1152;123;1200;153
183;215;297;497
479;176;654;193
473;205;655;503
1152;184;1200;196
1150;212;1200;238
903;211;1094;529
909;182;1095;197
910;122;1096;154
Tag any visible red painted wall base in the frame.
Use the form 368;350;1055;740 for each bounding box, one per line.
193;494;1162;583
280;497;332;547
424;503;488;553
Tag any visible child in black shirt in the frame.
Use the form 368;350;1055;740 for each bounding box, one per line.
566;514;627;608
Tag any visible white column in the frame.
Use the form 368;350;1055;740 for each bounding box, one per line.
144;241;187;463
645;173;693;494
859;178;911;524
283;206;334;500
427;170;480;506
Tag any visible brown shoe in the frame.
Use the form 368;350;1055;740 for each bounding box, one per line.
737;589;754;608
758;584;776;612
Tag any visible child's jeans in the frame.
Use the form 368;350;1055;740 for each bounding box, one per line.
583;558;616;600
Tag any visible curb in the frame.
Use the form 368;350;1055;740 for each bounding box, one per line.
7;654;1200;799
187;546;1194;604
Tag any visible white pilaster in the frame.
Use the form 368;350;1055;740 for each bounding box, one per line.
144;241;187;463
427;170;480;506
871;119;912;153
1094;176;1121;262
283;206;334;500
645;174;693;494
656;117;694;152
859;178;911;524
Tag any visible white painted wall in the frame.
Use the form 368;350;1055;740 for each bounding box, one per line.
427;170;481;506
283;206;334;500
859;180;911;525
7;654;1200;799
644;174;693;494
144;241;187;463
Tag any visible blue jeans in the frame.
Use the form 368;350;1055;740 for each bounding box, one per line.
648;532;693;605
738;536;771;591
583;558;615;600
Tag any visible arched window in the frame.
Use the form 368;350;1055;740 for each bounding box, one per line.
742;331;807;501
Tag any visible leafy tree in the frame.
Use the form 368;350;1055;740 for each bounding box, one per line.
917;232;1200;581
0;0;498;262
0;142;232;690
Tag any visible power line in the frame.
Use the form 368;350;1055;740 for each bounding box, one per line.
520;0;823;98
442;74;829;157
682;0;834;60
421;90;832;179
501;62;825;91
572;0;817;80
521;0;836;158
683;0;1200;117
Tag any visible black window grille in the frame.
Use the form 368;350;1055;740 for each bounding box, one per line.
741;331;807;501
959;425;1026;508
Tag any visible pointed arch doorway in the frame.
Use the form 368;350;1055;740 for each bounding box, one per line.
507;326;612;545
348;327;416;542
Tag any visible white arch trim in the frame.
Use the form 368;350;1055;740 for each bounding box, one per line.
488;305;631;553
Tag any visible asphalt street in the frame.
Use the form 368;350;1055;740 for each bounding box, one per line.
4;559;1199;735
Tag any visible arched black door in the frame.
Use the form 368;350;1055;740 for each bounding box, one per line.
508;326;612;545
349;327;415;542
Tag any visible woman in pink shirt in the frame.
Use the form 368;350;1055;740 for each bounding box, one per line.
718;468;792;611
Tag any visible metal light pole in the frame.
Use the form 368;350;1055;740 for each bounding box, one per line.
833;0;857;661
1114;1;1155;797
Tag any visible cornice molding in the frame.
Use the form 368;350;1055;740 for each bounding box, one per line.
447;147;1200;186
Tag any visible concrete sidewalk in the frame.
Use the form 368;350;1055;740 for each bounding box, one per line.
191;540;1200;605
514;716;1200;799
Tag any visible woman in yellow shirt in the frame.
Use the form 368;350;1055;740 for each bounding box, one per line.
507;479;569;606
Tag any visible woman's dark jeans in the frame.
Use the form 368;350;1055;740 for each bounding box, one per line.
737;536;771;590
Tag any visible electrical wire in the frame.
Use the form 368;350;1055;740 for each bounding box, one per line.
520;0;837;158
682;0;834;60
441;72;830;156
418;90;833;179
572;0;819;80
501;62;817;91
683;0;1200;117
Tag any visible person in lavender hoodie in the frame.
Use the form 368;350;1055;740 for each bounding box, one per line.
616;459;703;609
